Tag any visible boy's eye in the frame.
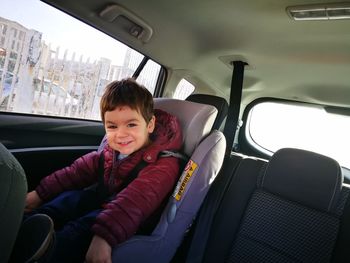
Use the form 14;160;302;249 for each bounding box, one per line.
107;124;117;129
127;123;137;128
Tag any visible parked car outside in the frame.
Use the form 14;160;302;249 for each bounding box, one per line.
32;79;78;115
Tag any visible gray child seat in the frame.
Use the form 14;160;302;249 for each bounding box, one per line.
108;98;226;263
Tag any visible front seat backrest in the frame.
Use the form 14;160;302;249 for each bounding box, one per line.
111;98;226;263
199;148;346;263
0;143;27;263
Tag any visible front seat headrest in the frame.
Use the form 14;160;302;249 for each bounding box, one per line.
261;148;343;213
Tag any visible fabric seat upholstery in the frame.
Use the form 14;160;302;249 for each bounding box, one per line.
187;148;348;263
111;98;226;263
186;94;228;131
0;142;28;263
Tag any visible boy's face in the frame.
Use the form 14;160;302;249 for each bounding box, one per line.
104;106;155;155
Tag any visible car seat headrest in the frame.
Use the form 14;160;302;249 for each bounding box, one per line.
260;148;343;213
154;98;217;156
186;94;228;130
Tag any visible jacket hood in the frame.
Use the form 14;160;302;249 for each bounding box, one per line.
142;109;183;162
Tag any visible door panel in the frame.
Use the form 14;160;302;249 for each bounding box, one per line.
0;112;105;189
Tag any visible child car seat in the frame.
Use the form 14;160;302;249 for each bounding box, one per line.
186;93;228;131
111;98;226;263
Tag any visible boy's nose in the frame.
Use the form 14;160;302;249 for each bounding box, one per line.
116;127;128;138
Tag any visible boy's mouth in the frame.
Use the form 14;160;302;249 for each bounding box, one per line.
118;141;132;146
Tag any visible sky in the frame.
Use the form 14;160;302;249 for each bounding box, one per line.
0;0;127;65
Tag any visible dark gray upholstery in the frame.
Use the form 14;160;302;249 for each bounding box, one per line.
187;148;348;263
228;190;340;263
332;184;350;262
261;148;342;213
0;143;27;263
227;148;346;263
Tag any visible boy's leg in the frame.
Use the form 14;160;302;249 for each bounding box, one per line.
26;189;101;229
50;209;102;263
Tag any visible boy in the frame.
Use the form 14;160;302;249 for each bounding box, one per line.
24;78;183;263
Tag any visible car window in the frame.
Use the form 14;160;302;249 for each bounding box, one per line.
246;101;350;169
173;78;195;100
0;0;162;120
137;60;161;95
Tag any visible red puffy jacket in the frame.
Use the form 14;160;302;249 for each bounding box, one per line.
36;109;183;246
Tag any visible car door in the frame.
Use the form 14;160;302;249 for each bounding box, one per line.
0;1;163;191
0;112;105;190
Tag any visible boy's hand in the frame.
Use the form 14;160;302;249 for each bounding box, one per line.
25;190;43;212
86;235;112;263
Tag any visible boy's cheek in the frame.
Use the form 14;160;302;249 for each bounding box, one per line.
105;133;114;144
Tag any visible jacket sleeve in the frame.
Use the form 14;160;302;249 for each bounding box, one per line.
35;151;101;201
92;156;180;246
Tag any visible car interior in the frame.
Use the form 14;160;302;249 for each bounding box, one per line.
1;0;350;262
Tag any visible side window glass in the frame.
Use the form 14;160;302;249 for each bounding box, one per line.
137;59;161;95
247;101;350;169
0;0;162;120
109;49;144;82
173;78;195;100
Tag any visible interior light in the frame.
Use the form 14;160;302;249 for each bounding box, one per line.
327;6;350;19
287;3;350;20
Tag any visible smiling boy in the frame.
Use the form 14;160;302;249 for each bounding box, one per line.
24;78;183;263
104;104;155;156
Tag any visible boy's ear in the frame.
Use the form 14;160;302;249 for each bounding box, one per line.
147;115;156;133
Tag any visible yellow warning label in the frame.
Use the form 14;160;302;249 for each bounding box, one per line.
173;160;198;201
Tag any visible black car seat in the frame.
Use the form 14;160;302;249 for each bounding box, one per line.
0;142;27;263
187;148;349;263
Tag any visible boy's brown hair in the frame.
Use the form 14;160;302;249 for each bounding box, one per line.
100;78;154;123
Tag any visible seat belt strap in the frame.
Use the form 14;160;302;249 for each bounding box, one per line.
223;61;246;156
160;150;188;161
96;153;108;200
96;150;187;200
96;153;148;200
